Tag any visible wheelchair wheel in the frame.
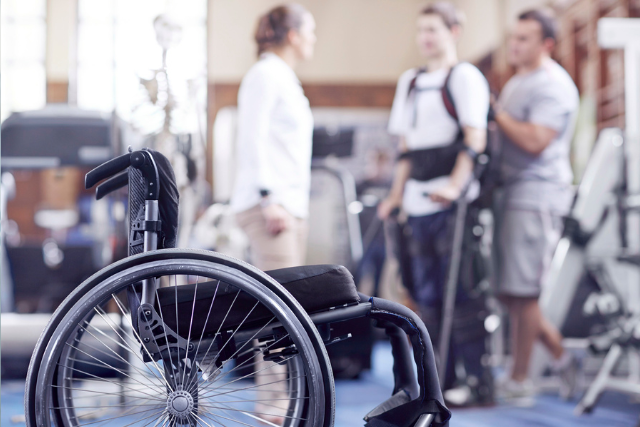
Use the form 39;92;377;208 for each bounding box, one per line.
27;250;334;427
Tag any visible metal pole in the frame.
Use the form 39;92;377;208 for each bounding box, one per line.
437;197;468;381
414;413;435;427
141;199;159;305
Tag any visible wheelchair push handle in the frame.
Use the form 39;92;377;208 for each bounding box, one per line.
95;171;128;200
85;152;131;189
85;149;161;201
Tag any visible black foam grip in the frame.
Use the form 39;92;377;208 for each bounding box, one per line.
85;152;131;189
96;171;128;200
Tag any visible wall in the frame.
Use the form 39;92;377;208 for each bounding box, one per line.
46;0;75;102
45;0;557;98
211;0;422;84
208;0;527;85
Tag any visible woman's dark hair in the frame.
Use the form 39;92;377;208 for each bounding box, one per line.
420;2;465;29
255;3;309;56
518;8;558;42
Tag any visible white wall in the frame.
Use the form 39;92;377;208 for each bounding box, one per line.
208;0;531;83
46;0;76;81
209;0;427;83
46;0;552;84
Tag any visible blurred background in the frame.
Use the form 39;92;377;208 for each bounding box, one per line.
1;0;640;426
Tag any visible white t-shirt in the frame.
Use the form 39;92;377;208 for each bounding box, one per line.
231;53;314;218
388;63;490;216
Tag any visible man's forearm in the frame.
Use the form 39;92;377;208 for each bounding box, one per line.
449;151;474;190
495;111;556;156
449;126;486;190
388;158;411;202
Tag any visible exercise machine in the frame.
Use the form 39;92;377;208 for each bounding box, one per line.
539;17;640;414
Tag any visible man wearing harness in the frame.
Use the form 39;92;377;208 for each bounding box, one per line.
378;2;492;406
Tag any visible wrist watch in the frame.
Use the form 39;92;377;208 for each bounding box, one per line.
259;189;272;208
260;196;272;208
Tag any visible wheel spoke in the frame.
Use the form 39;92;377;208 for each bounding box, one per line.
180;275;201;388
200;332;291;390
113;293;174;392
89;305;170;389
56;362;166;402
73;405;168;426
67;329;166;394
63;341;166;395
201;355;297;399
37;260;323;426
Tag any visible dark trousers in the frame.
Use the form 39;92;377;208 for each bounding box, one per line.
356;232;386;297
407;210;486;391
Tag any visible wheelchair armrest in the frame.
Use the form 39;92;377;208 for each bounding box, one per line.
363;294;451;427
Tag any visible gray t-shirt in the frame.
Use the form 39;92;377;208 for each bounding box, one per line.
498;60;578;214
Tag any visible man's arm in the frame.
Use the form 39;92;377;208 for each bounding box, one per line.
378;137;411;219
429;126;486;204
495;110;558;156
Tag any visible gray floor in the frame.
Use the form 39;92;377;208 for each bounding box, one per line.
3;342;639;426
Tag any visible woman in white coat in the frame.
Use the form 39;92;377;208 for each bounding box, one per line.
230;4;316;424
232;4;316;272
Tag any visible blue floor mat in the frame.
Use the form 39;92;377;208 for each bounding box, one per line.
4;342;639;426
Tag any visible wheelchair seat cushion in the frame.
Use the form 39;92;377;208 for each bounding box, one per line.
155;264;359;337
264;264;360;312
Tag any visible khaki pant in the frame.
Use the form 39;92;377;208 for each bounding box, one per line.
236;205;308;271
236;204;308;422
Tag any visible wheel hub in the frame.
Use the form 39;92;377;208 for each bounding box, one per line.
166;389;194;420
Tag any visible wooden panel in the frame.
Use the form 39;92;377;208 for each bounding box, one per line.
208;82;396;109
46;81;68;103
6;171;45;241
302;84;395;108
5;168;86;242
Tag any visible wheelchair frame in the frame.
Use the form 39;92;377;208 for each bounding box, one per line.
25;149;450;427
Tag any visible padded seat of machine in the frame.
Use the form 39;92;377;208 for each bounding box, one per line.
155;264;359;337
265;264;360;312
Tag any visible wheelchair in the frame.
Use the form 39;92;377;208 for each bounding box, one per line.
24;149;451;427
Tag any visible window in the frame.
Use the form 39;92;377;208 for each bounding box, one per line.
76;0;207;133
1;0;47;122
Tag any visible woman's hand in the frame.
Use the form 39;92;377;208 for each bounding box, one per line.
377;196;402;220
261;203;292;235
429;183;461;206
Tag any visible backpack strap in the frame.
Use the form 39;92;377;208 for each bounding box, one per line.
406;65;461;125
441;64;459;122
406;67;427;99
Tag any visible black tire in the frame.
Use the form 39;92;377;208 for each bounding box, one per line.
26;249;335;427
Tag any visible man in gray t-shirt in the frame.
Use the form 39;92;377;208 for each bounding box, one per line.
493;9;579;404
499;58;578;214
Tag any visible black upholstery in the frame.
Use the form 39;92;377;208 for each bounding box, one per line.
156;264;360;337
128;149;179;255
150;149;179;249
265;264;360;311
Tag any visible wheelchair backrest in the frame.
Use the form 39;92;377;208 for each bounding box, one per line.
85;148;179;255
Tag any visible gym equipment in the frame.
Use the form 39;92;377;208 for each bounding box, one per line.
308;160;373;379
1;106;121;315
1;105;114;169
25;149;451;426
539;17;640;414
540;128;640;414
308;160;363;273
